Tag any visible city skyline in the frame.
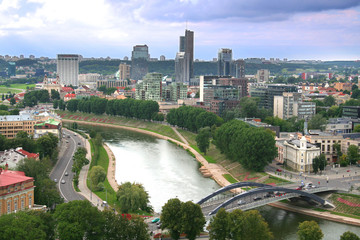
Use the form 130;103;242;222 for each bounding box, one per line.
0;0;359;60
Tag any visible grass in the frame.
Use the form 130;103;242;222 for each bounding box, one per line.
190;144;217;163
263;175;291;185
223;174;238;184
329;193;360;217
88;139;117;207
9;84;35;89
0;87;22;94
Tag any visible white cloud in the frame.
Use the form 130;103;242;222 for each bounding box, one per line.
0;0;19;12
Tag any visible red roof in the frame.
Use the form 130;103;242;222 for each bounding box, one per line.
65;93;76;98
17;149;39;159
0;170;33;187
17;92;26;97
62;87;74;92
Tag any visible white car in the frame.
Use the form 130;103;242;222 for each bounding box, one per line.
61;179;66;184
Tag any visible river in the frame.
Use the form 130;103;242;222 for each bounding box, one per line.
81;125;360;239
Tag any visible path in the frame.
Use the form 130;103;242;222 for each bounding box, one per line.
172;127;189;145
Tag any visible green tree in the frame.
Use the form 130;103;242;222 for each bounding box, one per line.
297;220;323;240
10;97;16;105
323;95;336;106
116;182;151;213
9;108;20;115
0;211;49;240
181;201;206;240
51;89;60;100
66;99;79;112
196;127;210;155
351;89;360;99
239;97;259;118
161;198;184;240
347;145;359;165
312;154;327;174
54;201;104;240
0;104;8;111
340;231;360;240
354;125;360;133
53;100;58;109
308;114;327;131
209;208;230;240
89;166;106;190
333;142;342;162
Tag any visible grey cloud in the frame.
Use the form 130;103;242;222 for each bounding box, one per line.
132;0;360;22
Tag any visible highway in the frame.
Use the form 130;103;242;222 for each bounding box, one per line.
50;128;85;202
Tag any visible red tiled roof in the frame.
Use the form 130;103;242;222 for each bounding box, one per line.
62;87;74;92
65;93;76;98
16;149;39;159
0;170;33;187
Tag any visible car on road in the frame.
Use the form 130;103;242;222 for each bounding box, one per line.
357;164;360;167
276;168;282;172
68;135;70;138
64;172;68;176
78;142;81;145
54;179;58;183
264;193;273;198
347;170;351;172
304;182;316;189
276;162;283;165
253;196;262;201
151;218;160;223
74;134;77;136
61;179;66;184
101;201;108;207
295;186;303;190
237;200;246;205
66;140;69;143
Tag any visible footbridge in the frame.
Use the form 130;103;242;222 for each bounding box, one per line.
198;182;339;216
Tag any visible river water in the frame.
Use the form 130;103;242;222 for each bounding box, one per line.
81;125;360;239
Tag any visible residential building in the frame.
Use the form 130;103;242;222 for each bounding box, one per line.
325;118;353;134
217;48;232;76
234;59;245;78
274;92;316;120
135;73;162;101
131;45;149;80
333;82;353;92
96;80;128;89
64;93;76;102
175;52;187;83
199;76;248;115
163;82;188;101
0;166;35;215
0;148;39;169
256;69;270;83
78;73;102;83
282;136;320;172
34;119;62;138
342;106;360;118
295;102;316;120
239;118;280;137
57;54;79;86
118;63;130;80
249;84;298;110
0;115;36;139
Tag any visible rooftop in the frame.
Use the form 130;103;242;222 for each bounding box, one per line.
0;169;33;187
0;114;34;122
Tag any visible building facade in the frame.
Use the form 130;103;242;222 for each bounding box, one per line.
135;73;163;101
256;69;270;83
96;80;128;89
0;115;36;139
57;54;79;86
234;59;245;78
342;106;360;118
118;63;130;80
34;119;62;138
131;45;149;80
217;48;232;76
0;167;35;215
175;30;194;83
175;52;187;83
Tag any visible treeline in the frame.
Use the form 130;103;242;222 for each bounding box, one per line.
214;120;277;171
166;105;223;132
23;90;51;107
0;200;150;240
64;97;163;121
71;147;89;188
0;104;19;115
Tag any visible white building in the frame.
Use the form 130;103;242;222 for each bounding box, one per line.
57;54;79;86
283;136;320;172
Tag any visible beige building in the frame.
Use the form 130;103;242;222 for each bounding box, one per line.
283;136;320;172
118;64;130;80
256;69;270;83
42;75;62;94
0;115;36;139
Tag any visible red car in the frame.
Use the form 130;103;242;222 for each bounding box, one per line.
276;169;282;172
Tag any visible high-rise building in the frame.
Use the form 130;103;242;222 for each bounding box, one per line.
131;45;149;80
7;62;16;77
135;73;163;101
57;54;79;86
175;30;194;83
256;69;270;83
118;63;130;80
234;59;245;78
217;48;232;76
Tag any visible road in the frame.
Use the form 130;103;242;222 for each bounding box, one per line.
50;128;85;202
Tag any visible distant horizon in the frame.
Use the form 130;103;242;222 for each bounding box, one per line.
0;1;359;61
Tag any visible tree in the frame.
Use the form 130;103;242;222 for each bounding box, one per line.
54;200;104;240
312;154;327;174
51;89;60;100
196;127;210;155
351;89;360;99
53;100;58;109
116;182;151;213
10;97;16;105
161;198;184;240
347;145;359;165
89;166;106;190
297;220;323;240
333;143;342;162
239;97;259;118
209;208;230;240
340;231;360;240
354;125;360;133
180;201;205;240
323;95;336;106
308;114;327;131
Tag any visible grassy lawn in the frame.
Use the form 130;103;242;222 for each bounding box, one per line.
329;193;360;217
223;174;238;184
57;110;182;142
263;175;291;185
9;84;35;89
190;144;217;163
0;87;22;94
88;139;117;207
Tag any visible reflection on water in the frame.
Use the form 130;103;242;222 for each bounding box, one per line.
79;124;360;238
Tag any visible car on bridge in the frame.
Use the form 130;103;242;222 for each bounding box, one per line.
237;200;246;205
253;196;262;201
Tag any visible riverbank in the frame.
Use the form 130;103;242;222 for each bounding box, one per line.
63;119;360;227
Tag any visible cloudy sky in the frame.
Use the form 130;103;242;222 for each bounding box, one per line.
0;0;359;60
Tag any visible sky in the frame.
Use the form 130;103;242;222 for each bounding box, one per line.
0;0;359;61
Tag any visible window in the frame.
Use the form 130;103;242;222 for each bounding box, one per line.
7;202;11;213
14;201;17;211
21;198;24;210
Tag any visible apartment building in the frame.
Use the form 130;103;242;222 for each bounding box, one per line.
0;115;36;139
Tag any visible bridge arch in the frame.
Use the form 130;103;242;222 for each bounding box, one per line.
208;186;326;215
197;182;271;205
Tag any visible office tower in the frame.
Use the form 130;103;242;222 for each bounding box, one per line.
175;29;194;83
118;63;130;80
217;48;232;76
7;62;16;77
234;59;245;78
256;69;270;83
131;45;149;80
57;54;79;86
